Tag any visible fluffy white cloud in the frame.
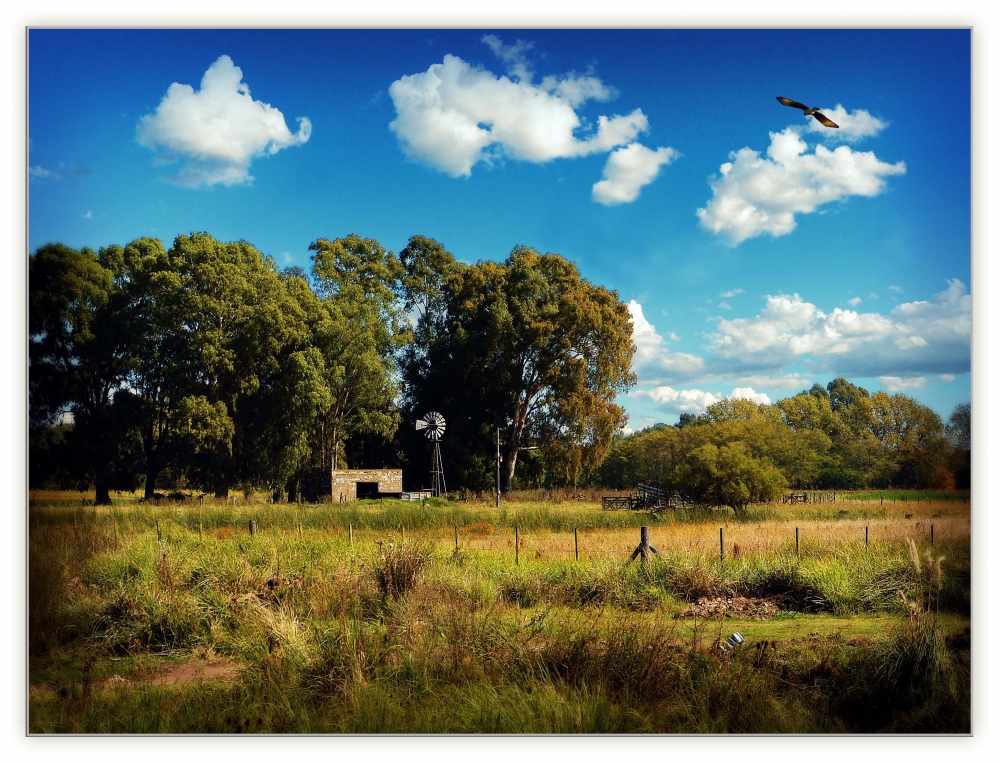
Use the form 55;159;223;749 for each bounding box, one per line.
696;127;905;244
628;300;706;383
640;386;722;413
388;38;674;198
592;143;678;205
709;279;970;376
848;297;862;306
729;387;771;405
878;376;927;392
802;105;888;142
137;55;311;188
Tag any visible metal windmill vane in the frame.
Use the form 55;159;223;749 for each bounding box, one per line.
416;411;447;497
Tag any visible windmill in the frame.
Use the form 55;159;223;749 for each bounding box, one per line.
416;411;447;498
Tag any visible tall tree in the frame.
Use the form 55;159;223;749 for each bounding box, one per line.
165;233;303;497
29;244;133;503
308;235;405;474
410;245;635;491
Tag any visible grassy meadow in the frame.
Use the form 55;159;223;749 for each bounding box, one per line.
28;489;971;733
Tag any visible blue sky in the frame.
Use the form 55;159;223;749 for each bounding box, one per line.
27;28;971;431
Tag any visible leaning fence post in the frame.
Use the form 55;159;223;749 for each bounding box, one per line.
515;526;519;566
931;524;935;546
865;525;869;550
574;527;579;562
795;526;799;559
720;527;724;564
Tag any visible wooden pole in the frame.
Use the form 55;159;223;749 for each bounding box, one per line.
515;526;519;566
454;524;458;553
719;527;724;564
865;525;869;550
349;523;353;548
574;527;579;562
931;524;935;546
795;526;799;558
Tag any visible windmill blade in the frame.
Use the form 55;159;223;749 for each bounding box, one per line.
416;419;428;431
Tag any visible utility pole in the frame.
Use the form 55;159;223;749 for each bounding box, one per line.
496;427;501;507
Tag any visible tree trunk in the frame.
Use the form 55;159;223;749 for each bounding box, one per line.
94;476;112;506
144;468;160;499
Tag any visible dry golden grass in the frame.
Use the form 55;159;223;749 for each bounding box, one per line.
319;513;968;563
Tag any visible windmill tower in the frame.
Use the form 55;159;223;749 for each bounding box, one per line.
416;411;447;498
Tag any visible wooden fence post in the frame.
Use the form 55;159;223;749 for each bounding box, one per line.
719;527;724;564
515;526;519;566
931;524;935;546
574;527;579;562
628;526;660;565
865;525;869;550
454;524;458;553
349;523;353;549
795;526;799;559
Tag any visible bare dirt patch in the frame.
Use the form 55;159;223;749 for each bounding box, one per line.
149;661;239;686
676;595;782;620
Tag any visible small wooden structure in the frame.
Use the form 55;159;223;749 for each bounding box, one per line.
602;483;693;512
783;492;808;504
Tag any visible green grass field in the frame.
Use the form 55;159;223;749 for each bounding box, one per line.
28;490;971;733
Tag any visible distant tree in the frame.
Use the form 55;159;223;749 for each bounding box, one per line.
676;413;698;428
945;402;971;488
674;442;786;515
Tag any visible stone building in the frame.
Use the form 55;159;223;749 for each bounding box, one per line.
330;468;403;502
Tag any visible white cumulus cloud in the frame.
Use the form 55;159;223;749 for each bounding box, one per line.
137;55;311;188
697;127;905;244
628;300;706;384
709;279;970;376
388;37;675;203
848;297;862;306
592;143;678;205
878;376;927;392
641;386;722;413
728;387;771;405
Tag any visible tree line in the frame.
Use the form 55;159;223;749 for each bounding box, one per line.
600;381;970;514
29;232;969;506
29;232;635;503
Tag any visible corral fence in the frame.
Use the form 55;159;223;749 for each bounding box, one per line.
603;483;695;512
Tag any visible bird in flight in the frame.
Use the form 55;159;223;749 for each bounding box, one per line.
776;97;839;128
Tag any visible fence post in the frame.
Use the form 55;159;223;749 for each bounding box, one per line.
454;524;459;553
515;526;519;566
865;525;869;550
720;527;724;564
574;527;579;562
795;527;799;559
931;524;934;546
248;519;254;537
349;523;353;549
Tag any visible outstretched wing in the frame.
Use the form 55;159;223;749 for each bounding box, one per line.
812;111;839;128
776;96;809;111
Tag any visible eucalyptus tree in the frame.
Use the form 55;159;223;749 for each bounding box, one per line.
163;232;309;498
307;235;406;473
410;245;636;491
29;243;133;503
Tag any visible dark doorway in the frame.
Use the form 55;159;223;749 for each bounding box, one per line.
356;482;379;500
